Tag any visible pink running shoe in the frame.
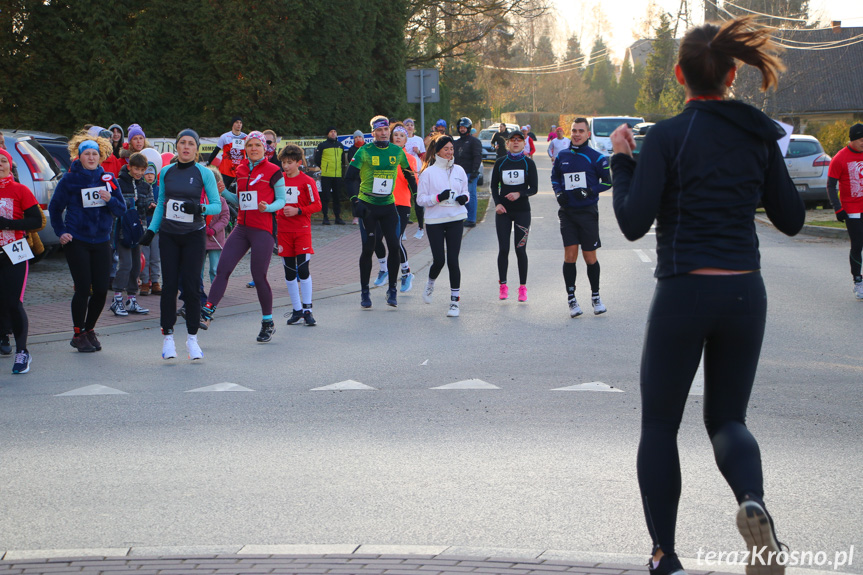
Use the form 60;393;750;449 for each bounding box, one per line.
499;284;509;300
518;285;528;302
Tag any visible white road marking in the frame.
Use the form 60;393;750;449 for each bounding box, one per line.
56;385;128;396
634;249;652;263
552;381;624;393
311;380;377;391
186;383;253;393
690;352;705;396
421;359;429;366
431;379;500;390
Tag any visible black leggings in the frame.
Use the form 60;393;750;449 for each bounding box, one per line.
373;205;410;266
160;229;206;335
638;272;768;554
496;209;531;285
427;219;463;288
0;258;28;351
358;202;400;290
64;239;111;331
846;217;862;278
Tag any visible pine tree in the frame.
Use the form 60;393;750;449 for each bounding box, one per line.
635;13;676;118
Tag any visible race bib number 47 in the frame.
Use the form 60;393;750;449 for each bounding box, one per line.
563;172;586;191
372;177;394;196
239;190;258;211
2;238;34;264
166;199;194;222
81;186;107;208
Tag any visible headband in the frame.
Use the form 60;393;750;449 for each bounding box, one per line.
434;136;454;153
176;128;200;147
78;140;100;155
391;126;408;136
371;117;389;130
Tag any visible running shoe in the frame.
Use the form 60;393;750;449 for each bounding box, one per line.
361;288;372;309
186;334;203;360
70;332;96;353
303;309;317;326
592;295;607;315
447;299;460;317
86;330;102;351
854;280;863;300
110;297;128;316
499;284;509;300
246;281;255;288
126;299;149;314
400;272;414;293
285;309;304;325
386;288;398;307
518;285;528;302
198;313;209;331
423;283;434;304
736;498;785;575
162;334;176;359
647;553;687;575
568;297;583;318
322;218;331;226
414;228;424;239
257;320;275;343
176;306;186;318
0;335;12;356
335;218;347;225
200;303;216;329
12;350;31;374
373;270;388;287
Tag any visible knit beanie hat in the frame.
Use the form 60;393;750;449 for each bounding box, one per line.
127;124;145;140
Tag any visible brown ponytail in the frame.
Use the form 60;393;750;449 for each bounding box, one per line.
678;16;785;96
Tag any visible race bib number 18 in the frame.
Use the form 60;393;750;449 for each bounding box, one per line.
81;186;107;208
2;238;34;264
372;177;393;196
563;172;586;191
239;190;258;211
166;199;194;222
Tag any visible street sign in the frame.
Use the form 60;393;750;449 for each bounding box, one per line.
406;69;440;103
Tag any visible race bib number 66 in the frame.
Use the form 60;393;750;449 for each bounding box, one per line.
167;199;194;222
563;172;586;191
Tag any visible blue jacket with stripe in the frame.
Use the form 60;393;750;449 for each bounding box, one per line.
550;142;612;209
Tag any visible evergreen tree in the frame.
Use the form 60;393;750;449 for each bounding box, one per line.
615;54;641;115
564;34;583;66
635;13;676;118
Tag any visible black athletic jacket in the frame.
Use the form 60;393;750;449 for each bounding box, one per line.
611;99;805;278
490;154;538;212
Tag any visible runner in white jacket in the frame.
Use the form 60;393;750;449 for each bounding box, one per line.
416;134;469;317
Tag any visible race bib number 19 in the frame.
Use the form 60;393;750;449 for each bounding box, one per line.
239;190;258;211
2;238;34;264
284;186;299;205
502;170;525;185
563;172;586;191
372;177;393;196
81;186;107;208
167;199;194;222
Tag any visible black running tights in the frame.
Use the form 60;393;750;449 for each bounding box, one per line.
845;217;862;278
160;229;206;335
64;239;111;331
358;202;400;290
496;209;530;285
426;219;463;289
637;272;768;555
0;258;28;351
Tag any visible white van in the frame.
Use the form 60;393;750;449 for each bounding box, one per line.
588;116;644;155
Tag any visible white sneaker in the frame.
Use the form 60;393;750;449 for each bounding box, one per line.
414;228;424;240
591;295;607;315
162;334;176;359
854;280;863;300
187;334;203;360
422;283;434;304
110;297;128;317
447;299;460;317
568;298;583;318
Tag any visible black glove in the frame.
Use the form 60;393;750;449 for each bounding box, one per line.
437;189;451;202
0;216;10;229
140;229;155;246
353;199;367;219
180;201;203;216
556;193;568;208
836;209;848;222
575;187;590;200
470;172;479;180
455;195;468;205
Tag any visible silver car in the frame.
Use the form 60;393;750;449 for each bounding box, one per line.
784;135;830;208
2;131;63;246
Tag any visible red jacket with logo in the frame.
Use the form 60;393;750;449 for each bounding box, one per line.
235;159;283;233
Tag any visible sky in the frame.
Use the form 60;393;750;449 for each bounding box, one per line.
552;0;863;63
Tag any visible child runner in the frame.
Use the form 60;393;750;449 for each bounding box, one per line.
278;144;322;326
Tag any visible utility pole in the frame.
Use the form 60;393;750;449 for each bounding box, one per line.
704;0;718;23
673;0;691;37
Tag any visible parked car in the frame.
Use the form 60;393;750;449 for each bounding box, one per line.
3;130;70;174
785;134;830;208
632;135;646;156
479;123;520;163
1;131;64;246
633;122;655;135
588;116;644;155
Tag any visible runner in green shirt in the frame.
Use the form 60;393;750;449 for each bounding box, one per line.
346;116;417;309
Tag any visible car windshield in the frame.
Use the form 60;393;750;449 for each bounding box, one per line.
592;118;641;137
479;130;495;140
786;140;822;158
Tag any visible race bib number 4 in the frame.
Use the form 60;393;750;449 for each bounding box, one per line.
81;186;107;208
239;190;258;210
502;170;525;185
563;172;586;191
372;177;394;196
2;238;34;264
284;186;299;205
166;199;194;222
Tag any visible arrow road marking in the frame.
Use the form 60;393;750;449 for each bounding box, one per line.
431;379;500;390
56;385;128;396
311;380;377;391
552;381;624;393
186;383;254;392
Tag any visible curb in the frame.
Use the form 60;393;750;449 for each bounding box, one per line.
755;214;847;239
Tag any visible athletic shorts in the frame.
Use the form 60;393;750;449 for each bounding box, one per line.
559;204;601;249
277;232;314;257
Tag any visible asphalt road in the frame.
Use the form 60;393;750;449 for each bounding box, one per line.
1;145;860;573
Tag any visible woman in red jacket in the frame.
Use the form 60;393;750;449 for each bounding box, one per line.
201;131;286;342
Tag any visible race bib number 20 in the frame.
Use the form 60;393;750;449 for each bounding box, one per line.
239;190;258;211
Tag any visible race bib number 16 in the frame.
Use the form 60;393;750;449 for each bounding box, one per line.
81;186;107;208
564;172;586;191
